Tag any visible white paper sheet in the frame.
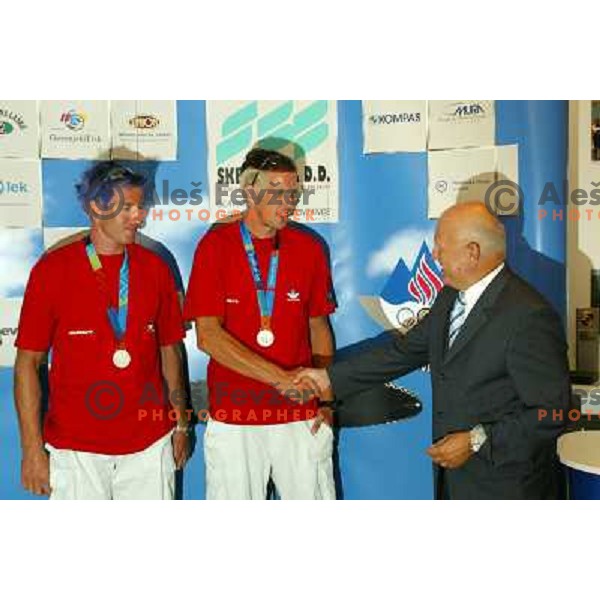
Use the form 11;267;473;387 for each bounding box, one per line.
0;101;40;158
363;100;427;153
41;100;110;159
428;100;495;150
111;100;178;161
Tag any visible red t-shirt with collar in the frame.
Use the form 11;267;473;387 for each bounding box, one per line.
184;221;336;425
15;240;185;455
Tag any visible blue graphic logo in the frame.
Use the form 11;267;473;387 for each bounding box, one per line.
216;101;330;164
360;241;444;333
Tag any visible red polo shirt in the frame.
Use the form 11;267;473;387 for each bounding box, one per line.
15;240;185;454
184;221;336;425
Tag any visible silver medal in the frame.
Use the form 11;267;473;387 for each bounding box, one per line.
113;349;131;369
256;329;275;348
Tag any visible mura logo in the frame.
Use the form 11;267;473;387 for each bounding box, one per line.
216;101;330;164
453;103;485;117
360;242;444;333
369;113;421;125
286;289;300;302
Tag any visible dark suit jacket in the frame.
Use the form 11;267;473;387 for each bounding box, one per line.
329;267;570;499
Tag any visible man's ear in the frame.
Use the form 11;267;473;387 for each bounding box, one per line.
89;200;100;220
467;241;481;261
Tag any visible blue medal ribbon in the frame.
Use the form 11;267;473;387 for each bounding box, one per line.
85;239;129;341
240;222;279;331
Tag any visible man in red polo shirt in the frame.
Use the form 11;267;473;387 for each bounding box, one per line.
184;145;336;500
14;162;189;500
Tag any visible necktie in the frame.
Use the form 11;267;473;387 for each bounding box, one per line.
448;291;467;348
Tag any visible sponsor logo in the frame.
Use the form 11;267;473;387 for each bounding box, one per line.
0;326;18;346
226;298;240;304
453;103;485;117
215;100;330;165
0;107;28;131
438;101;489;124
368;112;421;125
60;109;86;131
129;114;160;129
434;179;448;193
0;180;29;194
360;242;443;333
0;121;14;135
286;289;301;302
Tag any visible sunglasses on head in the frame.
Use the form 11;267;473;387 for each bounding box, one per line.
250;156;284;185
98;165;137;183
242;149;296;184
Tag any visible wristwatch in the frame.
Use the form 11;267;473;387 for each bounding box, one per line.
469;424;487;453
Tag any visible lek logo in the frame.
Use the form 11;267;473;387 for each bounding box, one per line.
360;242;444;334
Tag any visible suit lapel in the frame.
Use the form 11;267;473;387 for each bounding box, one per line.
443;266;511;365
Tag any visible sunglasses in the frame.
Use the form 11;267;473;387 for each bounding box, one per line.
99;164;137;182
250;155;285;186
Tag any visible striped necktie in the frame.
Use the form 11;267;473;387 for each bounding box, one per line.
448;291;467;348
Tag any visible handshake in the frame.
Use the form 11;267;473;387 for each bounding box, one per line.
276;367;333;404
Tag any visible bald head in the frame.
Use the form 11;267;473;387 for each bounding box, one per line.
441;202;506;258
433;201;506;290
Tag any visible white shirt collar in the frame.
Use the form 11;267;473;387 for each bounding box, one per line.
461;262;505;318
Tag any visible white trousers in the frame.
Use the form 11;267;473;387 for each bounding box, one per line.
204;418;336;500
46;431;175;500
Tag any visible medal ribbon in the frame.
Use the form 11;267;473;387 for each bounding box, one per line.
240;222;279;331
85;238;129;342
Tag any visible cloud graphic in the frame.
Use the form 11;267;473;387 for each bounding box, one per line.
0;229;41;297
366;228;434;279
140;210;206;284
141;205;207;243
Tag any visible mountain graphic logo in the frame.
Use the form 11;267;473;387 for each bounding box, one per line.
360;241;444;333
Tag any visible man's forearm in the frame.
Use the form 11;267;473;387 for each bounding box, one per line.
309;318;335;401
160;343;190;426
201;326;289;387
14;353;44;454
310;317;334;369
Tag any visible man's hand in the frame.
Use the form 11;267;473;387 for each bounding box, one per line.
172;430;191;469
311;406;334;435
272;369;319;404
293;368;332;400
22;449;51;496
426;431;472;469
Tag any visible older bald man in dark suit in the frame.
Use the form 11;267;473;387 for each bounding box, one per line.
295;202;570;499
